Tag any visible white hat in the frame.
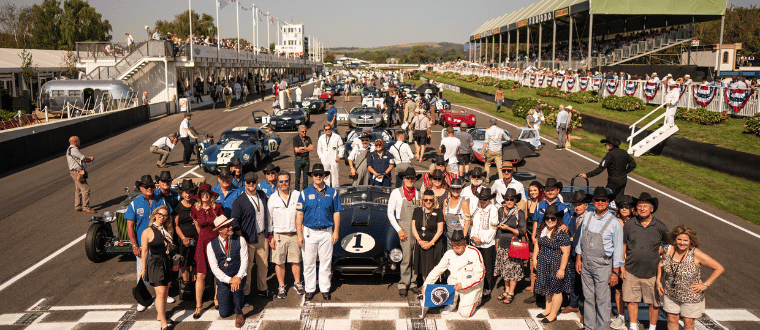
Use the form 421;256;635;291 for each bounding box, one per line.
667;73;672;77
213;215;234;231
566;105;573;110
652;72;658;76
668;81;678;87
685;74;691;78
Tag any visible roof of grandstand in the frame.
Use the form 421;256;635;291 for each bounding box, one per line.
471;0;727;39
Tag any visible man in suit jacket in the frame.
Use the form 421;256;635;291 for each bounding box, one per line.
231;172;272;300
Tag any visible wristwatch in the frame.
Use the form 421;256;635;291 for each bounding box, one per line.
612;270;621;277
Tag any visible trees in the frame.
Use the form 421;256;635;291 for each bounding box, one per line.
30;0;62;49
58;0;112;50
154;10;216;41
323;52;335;63
698;5;760;57
0;3;34;48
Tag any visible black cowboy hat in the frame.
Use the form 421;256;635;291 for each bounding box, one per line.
475;187;496;200
616;195;635;208
179;179;197;194
431;169;445;179
600;136;621;147
397;167;422;181
569;190;591;204
449;229;466;242
218;167;232;178
135;175;155;188
228;157;243;167
468;167;486;178
544;178;563;191
501;188;522;202
434;154;446;165
156;171;173;182
449;178;464;189
633;192;659;213
132;278;154;307
543;204;565;219
307;163;331;177
262;164;281;173
590;186;615;199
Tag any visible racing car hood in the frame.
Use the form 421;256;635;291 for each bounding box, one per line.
335;204;399;259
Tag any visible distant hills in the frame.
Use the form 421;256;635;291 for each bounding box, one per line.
328;42;464;64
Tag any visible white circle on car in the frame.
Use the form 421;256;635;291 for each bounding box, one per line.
340;232;375;253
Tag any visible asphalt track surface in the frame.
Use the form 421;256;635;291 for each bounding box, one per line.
1;81;759;330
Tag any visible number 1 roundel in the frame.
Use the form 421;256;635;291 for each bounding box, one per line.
340;232;376;253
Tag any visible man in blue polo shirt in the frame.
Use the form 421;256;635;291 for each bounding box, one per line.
532;177;571;232
326;101;338;128
257;164;280;197
366;138;394;187
213;167;242;217
125;175;173;312
296;163;342;301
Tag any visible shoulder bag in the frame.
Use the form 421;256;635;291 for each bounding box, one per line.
508;231;530;259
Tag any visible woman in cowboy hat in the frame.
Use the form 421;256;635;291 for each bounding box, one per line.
442;178;472;250
191;183;223;317
533;205;572;323
424;169;450;209
138;205;175;330
174;179;199;299
412;190;445;281
469;187;500;297
495;188;527;304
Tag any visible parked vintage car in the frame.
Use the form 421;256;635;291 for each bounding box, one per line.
299;96;326;113
257;108;310;131
200;127;281;174
343;128;402;165
348;106;386;129
323;83;342;96
439;108;477;128
443;127;532;165
333;186;403;275
361;86;378;98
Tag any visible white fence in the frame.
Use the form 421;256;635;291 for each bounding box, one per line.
433;67;759;117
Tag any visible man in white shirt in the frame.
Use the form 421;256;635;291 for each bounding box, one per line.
206;215;248;327
125;33;135;53
313;85;321;97
316;124;344;187
151;28;162;41
234;81;242;101
295;85;303;103
178;113;197;167
150;133;178;168
468;188;500;297
482;118;512;184
267;172;305;299
490;162;527;207
663;82;680;127
440;126;461;175
388;130;415;187
649;72;660;84
386;167;422;297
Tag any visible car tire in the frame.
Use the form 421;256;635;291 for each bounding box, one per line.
85;222;110;263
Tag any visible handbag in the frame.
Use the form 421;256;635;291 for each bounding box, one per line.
508;232;530;259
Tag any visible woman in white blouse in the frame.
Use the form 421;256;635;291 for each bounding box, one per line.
469;188;500;297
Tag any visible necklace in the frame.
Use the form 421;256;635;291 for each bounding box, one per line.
669;247;688;289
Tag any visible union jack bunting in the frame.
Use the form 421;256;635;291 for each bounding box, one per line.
624;81;638;96
724;88;754;112
566;77;575;89
606;79;618;94
579;77;589;90
556;76;564;88
692;85;717;107
644;82;660;100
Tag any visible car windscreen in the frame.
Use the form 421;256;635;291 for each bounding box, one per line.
350;108;379;115
274;109;302;116
472;128;511;141
220;131;256;143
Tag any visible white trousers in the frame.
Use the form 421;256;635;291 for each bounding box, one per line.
665;107;677;126
321;159;340;187
453;284;483;318
301;227;333;293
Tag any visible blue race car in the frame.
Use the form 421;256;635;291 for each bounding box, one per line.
267;108;310;131
200;127;281;174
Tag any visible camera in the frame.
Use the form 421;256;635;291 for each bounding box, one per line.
349;173;358;180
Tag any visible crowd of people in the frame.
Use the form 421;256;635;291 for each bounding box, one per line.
65;70;725;329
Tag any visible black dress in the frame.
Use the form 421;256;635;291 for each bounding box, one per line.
413;207;445;278
147;227;172;287
175;201;197;268
535;229;572;296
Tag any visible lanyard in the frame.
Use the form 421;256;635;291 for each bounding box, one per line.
278;190;292;208
246;193;261;213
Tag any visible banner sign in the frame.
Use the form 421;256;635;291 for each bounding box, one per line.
724;88;754;112
592;78;602;89
423;285;456;308
692;85;717;107
644;82;660;100
606;79;618;94
555;7;569;18
624;81;638;96
566;77;575;89
547;75;554;86
579;77;589;90
556;76;564;88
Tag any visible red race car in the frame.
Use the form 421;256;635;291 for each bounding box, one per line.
319;91;334;102
439;108;476;128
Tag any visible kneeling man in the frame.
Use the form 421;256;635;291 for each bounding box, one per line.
207;215;248;328
424;229;485;318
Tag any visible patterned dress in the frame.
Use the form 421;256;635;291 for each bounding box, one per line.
535;228;572;296
191;203;223;274
494;207;526;282
662;246;704;303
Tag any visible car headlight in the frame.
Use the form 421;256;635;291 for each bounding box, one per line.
271;120;278;124
295;119;301;124
202;155;209;162
102;211;115;223
242;154;251;162
389;248;403;263
303;101;311;106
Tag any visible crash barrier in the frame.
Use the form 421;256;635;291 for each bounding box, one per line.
439;82;760;183
0;103;152;174
433;67;760;118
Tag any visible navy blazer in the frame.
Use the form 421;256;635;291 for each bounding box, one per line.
231;190;269;244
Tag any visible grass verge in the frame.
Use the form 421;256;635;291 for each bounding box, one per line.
411;79;760;224
423;74;760;156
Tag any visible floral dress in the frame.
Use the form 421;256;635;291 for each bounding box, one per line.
535;228;572;296
191;203;223;274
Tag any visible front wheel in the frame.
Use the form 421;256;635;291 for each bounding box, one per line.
85;222;111;263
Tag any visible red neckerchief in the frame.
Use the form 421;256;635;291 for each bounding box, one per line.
402;186;416;201
471;184;479;195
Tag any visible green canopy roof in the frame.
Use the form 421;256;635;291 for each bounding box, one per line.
471;0;726;38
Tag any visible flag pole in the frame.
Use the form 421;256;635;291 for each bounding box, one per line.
236;0;240;60
216;0;220;51
189;0;193;61
267;12;270;52
252;4;255;53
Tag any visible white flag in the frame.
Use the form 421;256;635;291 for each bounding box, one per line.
258;10;264;22
217;0;228;11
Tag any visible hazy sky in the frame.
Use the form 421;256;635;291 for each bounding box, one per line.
4;0;758;49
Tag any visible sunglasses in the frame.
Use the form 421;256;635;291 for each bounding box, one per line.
620;205;633;209
245;180;257;184
450;187;462;190
140;185;154;189
423;199;435;202
404;176;416;180
156;213;170;218
279;180;290;183
544;216;558;221
432;177;443;181
502;169;513;173
219;223;233;229
504;197;517;202
593;198;609;203
265;171;277;175
312;173;325;177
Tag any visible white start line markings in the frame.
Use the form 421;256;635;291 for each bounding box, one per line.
0;298;756;330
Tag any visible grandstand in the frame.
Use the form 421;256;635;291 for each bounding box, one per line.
469;0;726;72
